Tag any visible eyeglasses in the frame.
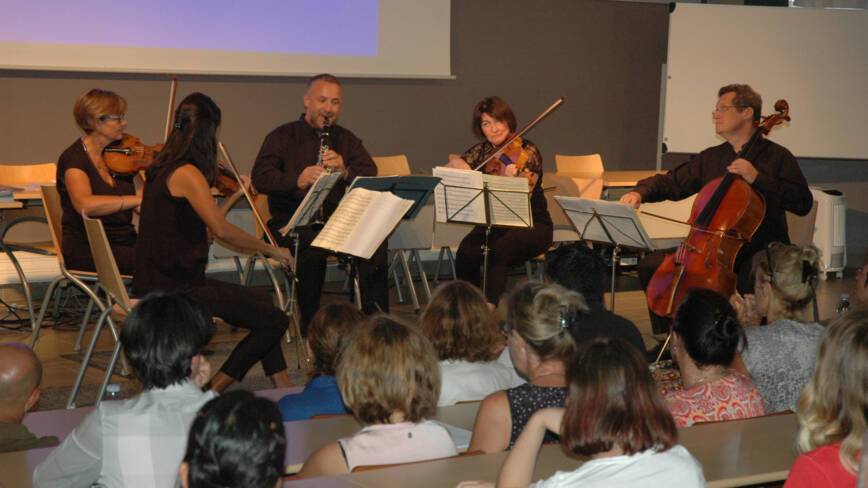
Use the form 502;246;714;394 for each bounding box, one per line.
99;114;127;122
712;105;739;115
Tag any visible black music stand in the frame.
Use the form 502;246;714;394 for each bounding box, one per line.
555;196;654;312
441;182;532;298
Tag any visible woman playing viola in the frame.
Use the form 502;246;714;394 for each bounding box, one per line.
446;96;553;304
57;89;143;274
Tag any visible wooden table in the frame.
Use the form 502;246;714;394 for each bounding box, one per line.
284;413;799;488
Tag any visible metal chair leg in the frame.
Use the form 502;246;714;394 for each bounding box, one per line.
74;284;99;352
411;250;432;302
30;276;63;349
67;305;111;409
398;251;420;312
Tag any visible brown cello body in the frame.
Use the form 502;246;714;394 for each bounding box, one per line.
645;99;790;317
646;175;764;317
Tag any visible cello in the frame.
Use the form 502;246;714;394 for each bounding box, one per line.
645;100;791;319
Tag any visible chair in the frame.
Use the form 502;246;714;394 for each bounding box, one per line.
372;154;411;177
30;186;129;353
554;153;604;174
0;163;56;330
69;214;135;408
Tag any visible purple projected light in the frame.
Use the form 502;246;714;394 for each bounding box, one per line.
0;0;378;56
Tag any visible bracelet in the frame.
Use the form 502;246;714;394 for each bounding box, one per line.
119;196;124;212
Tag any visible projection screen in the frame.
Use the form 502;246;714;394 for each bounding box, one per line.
0;0;452;79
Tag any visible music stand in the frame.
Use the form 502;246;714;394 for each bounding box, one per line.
555;196;654;312
441;181;532;298
277;170;342;331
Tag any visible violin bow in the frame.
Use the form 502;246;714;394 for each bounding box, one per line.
472;97;565;171
163;76;178;142
217;143;284;255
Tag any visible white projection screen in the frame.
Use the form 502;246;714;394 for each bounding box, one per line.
664;4;868;160
0;0;451;79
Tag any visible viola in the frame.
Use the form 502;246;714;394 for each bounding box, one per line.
103;133;162;174
645;100;791;319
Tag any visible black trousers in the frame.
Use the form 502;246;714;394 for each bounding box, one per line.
456;222;553;304
638;248;757;335
184;278;288;380
272;224;389;336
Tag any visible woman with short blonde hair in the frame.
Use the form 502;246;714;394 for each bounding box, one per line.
785;310;868;486
299;316;457;477
419;281;521;406
58;88;142;273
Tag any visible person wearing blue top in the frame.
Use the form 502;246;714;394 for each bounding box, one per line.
278;303;362;421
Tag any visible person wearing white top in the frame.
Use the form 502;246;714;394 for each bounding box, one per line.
34;292;216;488
299;316;459;478
419;281;524;407
458;338;705;488
439;350;524;406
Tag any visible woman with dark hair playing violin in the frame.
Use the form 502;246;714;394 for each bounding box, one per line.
446;96;553;304
57;88;142;274
133;92;294;393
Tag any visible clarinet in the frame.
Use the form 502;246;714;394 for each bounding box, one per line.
316;117;331;173
312;117;331;225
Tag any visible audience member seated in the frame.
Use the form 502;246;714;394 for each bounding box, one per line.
33;292;216;487
278;303;362;420
664;288;767;427
420;280;524;406
468;281;581;453
458;338;706;488
180;390;286;488
544;243;647;355
784;310;867;488
731;243;824;413
0;343;58;453
299;315;457;477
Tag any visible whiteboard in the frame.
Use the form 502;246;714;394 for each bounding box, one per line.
664;4;868;159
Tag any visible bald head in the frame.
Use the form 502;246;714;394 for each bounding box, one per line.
0;343;42;408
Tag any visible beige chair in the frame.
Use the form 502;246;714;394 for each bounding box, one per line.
68;214;135;408
372;154;411;176
31;186;131;353
554;153;604;174
0;163;56;330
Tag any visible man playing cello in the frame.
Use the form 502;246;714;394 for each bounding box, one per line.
620;84;813;338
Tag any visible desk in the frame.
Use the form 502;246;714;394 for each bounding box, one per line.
285;413;799;488
284;402;479;473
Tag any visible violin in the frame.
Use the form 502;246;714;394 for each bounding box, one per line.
645;100;791;319
482;136;531;177
103;133;162;174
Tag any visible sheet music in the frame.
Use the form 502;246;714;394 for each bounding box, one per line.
482;174;532;228
555;196;654;250
312;188;413;259
433;167;484;224
279;170;342;235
